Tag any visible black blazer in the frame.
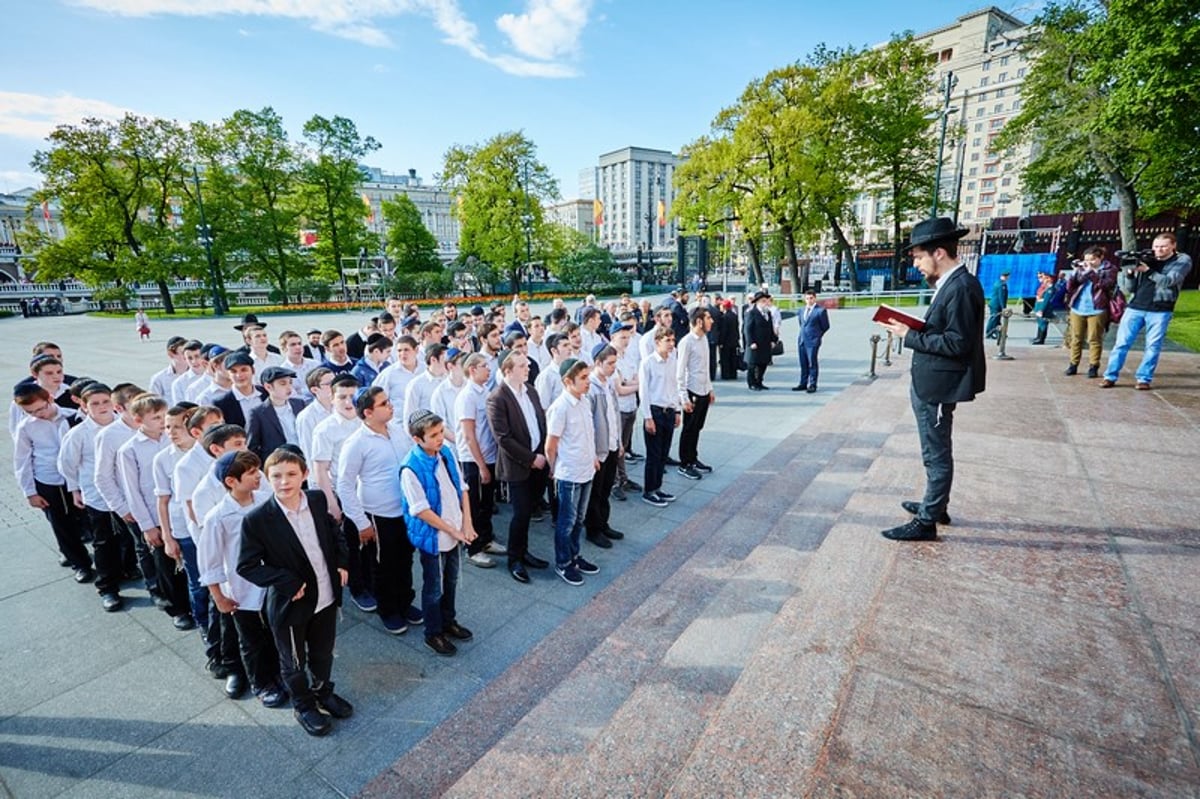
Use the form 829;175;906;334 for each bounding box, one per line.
904;266;987;404
486;381;547;483
742;307;776;365
247;398;307;462
214;387;266;429
237;490;347;629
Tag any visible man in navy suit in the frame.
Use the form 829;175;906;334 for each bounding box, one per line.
877;218;986;541
792;289;830;393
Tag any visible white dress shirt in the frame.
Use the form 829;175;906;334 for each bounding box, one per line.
149;364;185;400
310;413;360;483
615;345;641;414
152;445;192;539
13;407;74;496
336;422;412;529
173;444;213;537
638;350;680;420
198;493;267;611
430;378;465;443
403;371;445;421
296;400;331;458
58;415;109;510
94;418;138;518
534;362;565;409
372;363;419;406
117;431;168;531
277;494;335;613
546;390;596;484
676;330;712;402
191;465;272;535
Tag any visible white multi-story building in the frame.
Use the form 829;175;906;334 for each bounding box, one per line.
545;199;596;240
357;167;459;260
854;6;1035;243
1;189;65;281
594;147;679;253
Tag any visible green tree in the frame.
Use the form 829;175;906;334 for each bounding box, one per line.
441;131;558;294
849;34;939;281
995;0;1200;248
298;115;380;293
553;238;620;293
198;107;307;302
30;114;199;311
381;193;450;297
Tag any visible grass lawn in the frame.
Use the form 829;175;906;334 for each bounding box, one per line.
1166;289;1200;352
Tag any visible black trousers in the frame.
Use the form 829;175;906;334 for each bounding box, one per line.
719;345;739;380
708;342;718;381
127;519;187;616
679;392;711;467
642;407;676;495
217;610;244;674
340;514;375;598
85;506;123;593
585;451;619;537
747;362;768;389
506;468;547;566
460;461;496;554
233;608;281;693
117;516;157;592
35;481;91;571
368;513;415;621
272;603;338;711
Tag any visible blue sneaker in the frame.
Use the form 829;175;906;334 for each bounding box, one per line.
574;556;599;575
555;564;584;586
405;605;424;626
381;614;408;635
351;590;377;613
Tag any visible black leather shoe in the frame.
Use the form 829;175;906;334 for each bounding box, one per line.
510;562;530;583
882;519;938;542
150;592;172;611
791;384;805;391
522;553;550;569
100;593;123;613
900;501;952;526
317;691;354;719
425;634;457;656
257;685;289;708
586;534;613;549
173;614;196;631
444;622;474;641
806;386;817;393
602;528;625;540
295;706;332;736
58;554;70;567
73;567;95;584
1064;364;1078;376
665;455;680;466
224;672;247;699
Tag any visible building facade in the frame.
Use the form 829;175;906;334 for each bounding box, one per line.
357;166;460;261
1;188;65;281
594;147;679;253
854;6;1035;243
545;199;596;240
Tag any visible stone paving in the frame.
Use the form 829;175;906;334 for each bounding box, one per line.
0;299;876;798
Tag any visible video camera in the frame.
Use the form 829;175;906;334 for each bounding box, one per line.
1114;249;1158;276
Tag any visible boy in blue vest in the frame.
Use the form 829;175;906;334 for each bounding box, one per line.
399;410;477;657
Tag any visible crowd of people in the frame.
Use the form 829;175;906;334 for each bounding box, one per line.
9;289;801;737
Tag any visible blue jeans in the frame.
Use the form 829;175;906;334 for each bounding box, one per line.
419;547;460;637
176;536;210;632
1104;308;1173;384
910;383;956;524
553;479;592;569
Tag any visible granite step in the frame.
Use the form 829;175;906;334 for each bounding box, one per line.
360;372;913;798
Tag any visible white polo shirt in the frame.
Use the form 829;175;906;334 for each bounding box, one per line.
546;390;596;484
453;380;497;465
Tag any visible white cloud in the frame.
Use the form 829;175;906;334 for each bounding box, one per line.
0;170;43;191
496;0;591;61
68;0;590;77
0;91;133;140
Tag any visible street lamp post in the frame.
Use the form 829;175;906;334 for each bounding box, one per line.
697;217;709;290
931;71;959;218
520;211;533;294
191;166;224;316
643;171;662;286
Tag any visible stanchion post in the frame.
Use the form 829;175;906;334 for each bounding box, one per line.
994;308;1015;361
868;333;881;379
883;331;893;366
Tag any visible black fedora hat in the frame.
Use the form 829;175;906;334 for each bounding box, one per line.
234;313;266;331
903;217;968;252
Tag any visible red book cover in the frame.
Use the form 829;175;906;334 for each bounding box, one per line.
872;304;926;331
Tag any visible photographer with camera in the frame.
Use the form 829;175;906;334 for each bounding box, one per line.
1063;246;1118;378
1100;233;1193;390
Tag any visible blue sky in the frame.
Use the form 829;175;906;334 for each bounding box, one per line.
1;1;1035;196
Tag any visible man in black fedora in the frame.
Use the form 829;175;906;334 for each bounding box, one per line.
876;217;986;541
234;314;281;355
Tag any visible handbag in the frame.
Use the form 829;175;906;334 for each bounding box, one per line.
771;339;784;356
1108;289;1127;325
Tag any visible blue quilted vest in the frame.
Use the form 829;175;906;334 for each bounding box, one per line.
400;444;462;556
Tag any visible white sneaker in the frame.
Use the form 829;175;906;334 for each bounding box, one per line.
483;541;508;555
468;551;496;568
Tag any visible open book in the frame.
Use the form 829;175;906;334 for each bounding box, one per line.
872;304;926;331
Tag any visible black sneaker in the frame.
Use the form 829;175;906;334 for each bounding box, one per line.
574;556;599;575
556;564;584;586
257;684;289;708
73;567;95;584
693;460;713;473
642;493;668;508
586;533;613;549
425;634;457;656
173;614;196;631
1064;364;1078;376
677;465;702;480
100;592;123;613
622;479;643;492
665;455;680;466
295;706;332;736
316;691;354;719
656;490;677;502
611;484;627;501
1086;365;1099;378
405;605;424;626
881;519;938;542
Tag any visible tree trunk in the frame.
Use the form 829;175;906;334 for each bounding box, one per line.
746;238;764;287
784;229;803;291
828;215;857;292
157;278;175;314
891;172;904;288
1088;135;1138;250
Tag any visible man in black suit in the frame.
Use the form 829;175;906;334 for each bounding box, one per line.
486;351;551;584
237;448;352;737
877;217;986;541
743;290;776;390
247;366;307;462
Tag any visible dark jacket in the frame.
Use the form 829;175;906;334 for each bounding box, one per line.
716;309;740;349
237;490;347;629
246;398;307;462
797;304;830;345
743;305;776;365
486;381;547;483
1066;262;1117;311
667;297;690;342
214;387;267;429
904;266;987;404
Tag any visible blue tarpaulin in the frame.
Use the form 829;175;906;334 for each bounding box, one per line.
978;253;1057;298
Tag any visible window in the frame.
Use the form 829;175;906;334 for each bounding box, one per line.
974;122;984;132
994;103;1003;113
990;117;1005;129
966;195;975;205
1012;99;1022;111
1017;67;1027;78
979;208;993;219
982;178;996;189
969;167;978;176
967;181;977;190
985;164;998;174
976;107;985;117
972;137;982;146
979;76;989;87
998;72;1008;82
978;92;988;102
971;152;980;162
982;60;992;71
964;210;974;220
996;88;1007;98
940;48;953;62
1001;177;1012;186
999;56;1010;66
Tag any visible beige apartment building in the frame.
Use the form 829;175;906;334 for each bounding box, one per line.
854;6;1034;244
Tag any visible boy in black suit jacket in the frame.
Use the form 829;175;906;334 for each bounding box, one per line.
246;366;305;462
237;448;351;736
